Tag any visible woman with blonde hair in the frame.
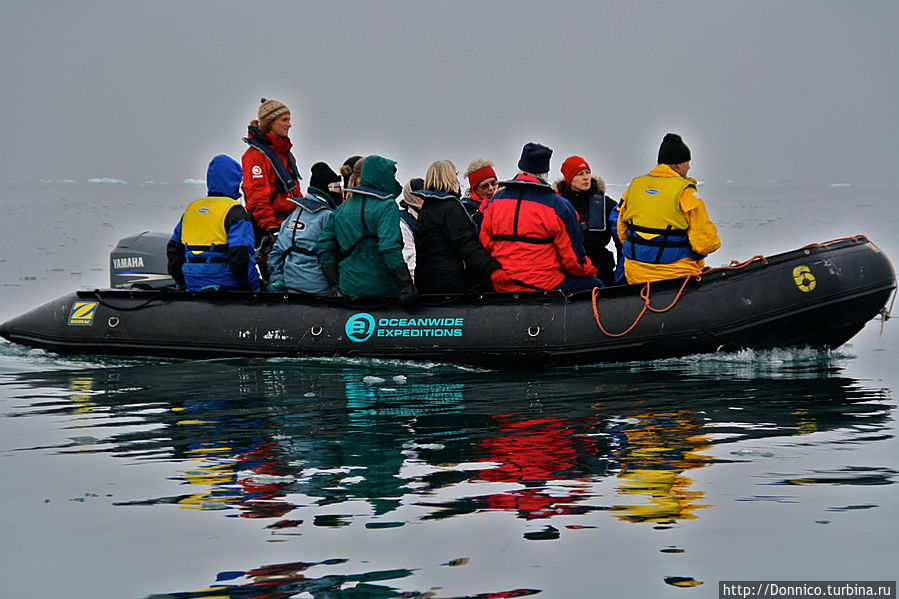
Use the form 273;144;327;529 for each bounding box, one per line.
413;160;509;294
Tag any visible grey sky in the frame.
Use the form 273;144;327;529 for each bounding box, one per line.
2;1;896;187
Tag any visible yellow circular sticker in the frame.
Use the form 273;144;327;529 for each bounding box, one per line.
793;266;816;292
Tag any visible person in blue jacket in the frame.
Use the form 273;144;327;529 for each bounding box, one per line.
166;155;261;291
268;162;342;294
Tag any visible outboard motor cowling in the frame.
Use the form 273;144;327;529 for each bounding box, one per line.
110;231;174;289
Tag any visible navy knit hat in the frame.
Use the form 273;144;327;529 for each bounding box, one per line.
658;133;691;165
309;162;340;192
518;142;552;175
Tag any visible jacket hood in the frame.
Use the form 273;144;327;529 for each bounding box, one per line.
553;175;606;196
416;189;461;202
360;155;403;198
650;163;697;184
206;154;243;199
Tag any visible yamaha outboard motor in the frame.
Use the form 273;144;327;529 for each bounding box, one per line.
109;231;174;289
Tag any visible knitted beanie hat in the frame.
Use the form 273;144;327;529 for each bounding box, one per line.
518;142;552;175
561;155;590;184
255;97;290;131
658;133;691;165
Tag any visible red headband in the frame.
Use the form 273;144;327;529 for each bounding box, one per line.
468;165;497;190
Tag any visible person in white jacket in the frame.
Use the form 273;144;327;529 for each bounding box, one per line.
397;177;424;277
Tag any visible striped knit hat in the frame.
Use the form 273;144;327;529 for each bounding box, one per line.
254;97;290;131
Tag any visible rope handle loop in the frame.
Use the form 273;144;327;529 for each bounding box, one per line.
592;273;699;337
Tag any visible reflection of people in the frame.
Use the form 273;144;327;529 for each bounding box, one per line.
268;162;342;294
316;155;417;304
166;155;261;291
241;98;303;274
479;142;602;293
555;155;621;286
475;415;596;520
617;133;721;283
609;411;711;523
413;160;505;294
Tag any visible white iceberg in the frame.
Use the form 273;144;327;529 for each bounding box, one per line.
87;177;128;184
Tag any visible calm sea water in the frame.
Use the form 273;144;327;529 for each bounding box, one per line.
1;181;897;598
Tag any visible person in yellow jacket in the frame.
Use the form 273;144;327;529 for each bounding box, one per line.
616;133;720;283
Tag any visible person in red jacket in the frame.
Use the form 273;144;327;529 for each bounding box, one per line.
241;97;303;277
479;143;602;293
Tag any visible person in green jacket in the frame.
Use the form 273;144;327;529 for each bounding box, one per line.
316;155;417;305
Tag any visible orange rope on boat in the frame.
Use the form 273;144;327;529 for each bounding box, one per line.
592;235;874;338
800;234;869;250
591;273;699;337
702;255;768;274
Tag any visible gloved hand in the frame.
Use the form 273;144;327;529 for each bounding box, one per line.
269;279;286;292
320;262;342;297
398;284;418;307
254;227;279;260
389;264;418;308
489;268;511;287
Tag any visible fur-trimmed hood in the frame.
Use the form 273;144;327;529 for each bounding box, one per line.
553;175;606;197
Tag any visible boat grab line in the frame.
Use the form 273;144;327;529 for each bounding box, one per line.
591;274;699;338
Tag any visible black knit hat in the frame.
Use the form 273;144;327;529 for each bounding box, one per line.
309;162;340;192
658;133;691;165
518;142;552;175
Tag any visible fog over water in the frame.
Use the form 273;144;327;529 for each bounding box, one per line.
2;1;897;193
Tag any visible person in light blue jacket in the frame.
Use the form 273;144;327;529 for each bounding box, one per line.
268;162;342;294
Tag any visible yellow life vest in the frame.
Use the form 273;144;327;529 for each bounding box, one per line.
180;196;240;256
621;174;703;265
623;174;694;233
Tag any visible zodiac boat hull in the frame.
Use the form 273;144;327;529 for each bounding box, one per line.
1;237;895;370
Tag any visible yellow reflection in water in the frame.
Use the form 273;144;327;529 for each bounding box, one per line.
176;442;239;510
611;411;711;523
68;376;96;414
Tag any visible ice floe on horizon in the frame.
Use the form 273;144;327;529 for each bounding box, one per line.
87;177;128;184
182;178;205;185
830;182;852;188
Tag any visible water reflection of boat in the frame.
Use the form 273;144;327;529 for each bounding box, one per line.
6;357;892;527
1;237;894;369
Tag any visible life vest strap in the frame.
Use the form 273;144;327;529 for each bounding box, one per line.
490;234;553;244
627;223;689;236
186;243;230;252
186;255;229;263
336;197;379;263
284;246;318;258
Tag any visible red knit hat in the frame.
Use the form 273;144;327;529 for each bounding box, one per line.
561;155;590;184
468;165;497;190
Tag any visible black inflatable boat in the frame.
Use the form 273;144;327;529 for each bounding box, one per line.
1;235;894;369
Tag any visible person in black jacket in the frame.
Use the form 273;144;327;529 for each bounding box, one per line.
555;155;622;286
413;160;509;294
